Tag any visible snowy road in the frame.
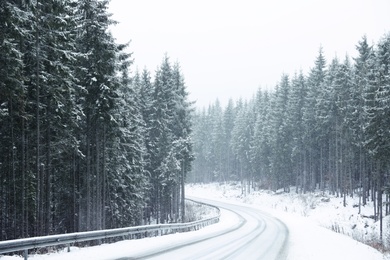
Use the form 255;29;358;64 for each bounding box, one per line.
126;198;289;260
6;188;385;260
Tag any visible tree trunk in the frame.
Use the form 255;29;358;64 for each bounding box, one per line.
358;147;363;214
96;130;101;230
377;161;383;242
73;150;77;233
320;146;324;191
35;0;41;237
86;111;91;231
45;109;52;235
181;160;185;223
10;99;17;238
102;125;106;229
22;118;26;237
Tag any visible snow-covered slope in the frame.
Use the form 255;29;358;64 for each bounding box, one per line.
187;182;388;259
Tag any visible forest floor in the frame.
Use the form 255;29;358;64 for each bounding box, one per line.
186;182;390;258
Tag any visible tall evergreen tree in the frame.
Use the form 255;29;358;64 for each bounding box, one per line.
146;56;193;223
210;100;224;181
75;0;124;231
250;90;272;188
0;0;32;240
269;75;292;190
302;47;327;192
222;99;236;181
190;109;212;183
353;35;376;208
363;34;390;240
106;52;148;228
231;101;254;192
287;72;307;192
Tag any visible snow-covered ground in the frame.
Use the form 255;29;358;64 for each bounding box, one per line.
1;208;240;260
187;182;389;260
1;182;388;259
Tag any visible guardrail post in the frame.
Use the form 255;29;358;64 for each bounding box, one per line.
24;249;28;260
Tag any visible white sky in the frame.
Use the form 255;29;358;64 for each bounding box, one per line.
108;0;390;108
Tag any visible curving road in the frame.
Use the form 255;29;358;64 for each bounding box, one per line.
124;198;289;260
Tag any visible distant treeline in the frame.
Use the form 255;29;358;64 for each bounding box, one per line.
0;0;193;241
190;34;390;240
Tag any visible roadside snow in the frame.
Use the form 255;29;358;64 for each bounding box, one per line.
0;208;238;260
2;182;388;259
187;182;388;260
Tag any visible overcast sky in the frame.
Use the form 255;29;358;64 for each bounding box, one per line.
108;0;390;108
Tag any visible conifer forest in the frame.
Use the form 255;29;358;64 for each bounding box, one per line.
189;34;390;239
1;0;390;245
0;0;193;240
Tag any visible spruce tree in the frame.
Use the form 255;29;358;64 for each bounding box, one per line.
353;35;376;207
287;72;307;191
222;99;236;181
363;34;390;240
269;75;292;190
0;0;31;240
75;0;123;231
302;47;327;192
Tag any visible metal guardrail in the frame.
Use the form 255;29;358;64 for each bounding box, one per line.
0;199;220;259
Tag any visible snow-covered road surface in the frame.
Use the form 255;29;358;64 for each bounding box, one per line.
132;197;288;260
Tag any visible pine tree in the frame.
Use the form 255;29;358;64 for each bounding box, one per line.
269;75;292;190
364;34;390;163
138;68;154;204
302;47;327;192
287;72;307;192
231;101;254;193
353;35;376;208
251;90;272;189
146;55;194;223
190;108;213;183
75;0;123;231
329;58;356;197
222;99;236;181
210;100;224;181
105;52;148;228
363;34;390;240
170;63;193;222
38;0;82;235
316;57;340;195
148;56;173;223
0;0;32;240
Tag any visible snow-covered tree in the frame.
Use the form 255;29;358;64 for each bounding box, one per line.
269;75;292;190
302;47;327;192
287;72;307;191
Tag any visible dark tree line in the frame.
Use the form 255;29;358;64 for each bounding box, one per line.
0;0;193;241
190;34;390;241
